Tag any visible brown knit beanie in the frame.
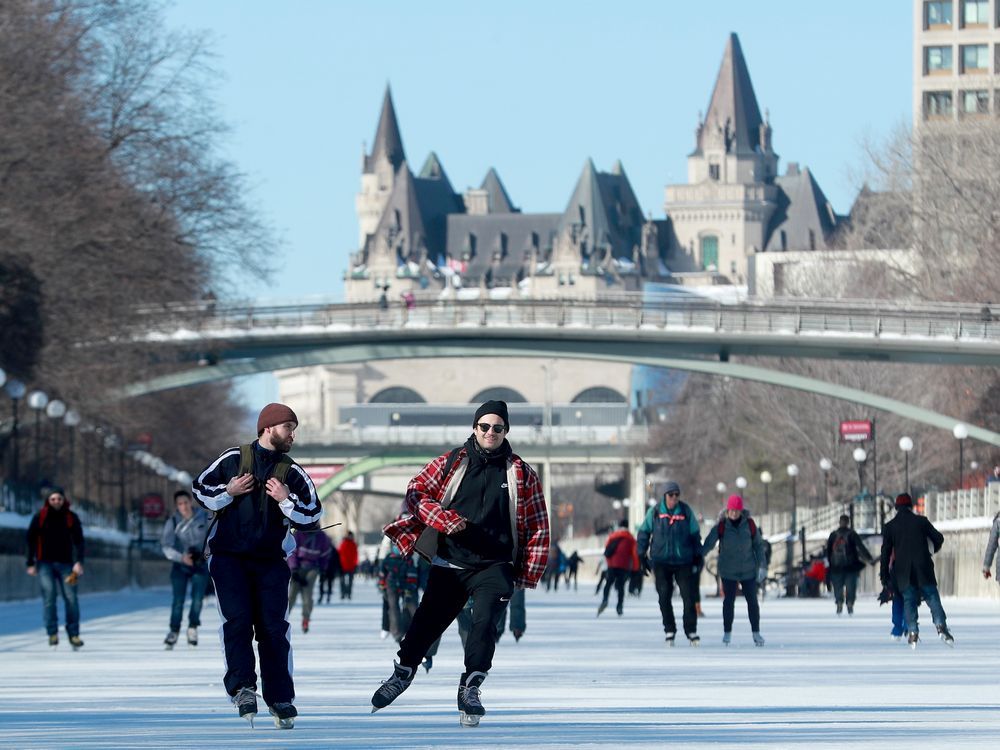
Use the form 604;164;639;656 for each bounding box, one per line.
257;403;298;436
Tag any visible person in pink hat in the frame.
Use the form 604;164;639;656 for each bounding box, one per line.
701;494;767;646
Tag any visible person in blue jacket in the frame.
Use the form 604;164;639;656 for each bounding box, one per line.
637;481;702;646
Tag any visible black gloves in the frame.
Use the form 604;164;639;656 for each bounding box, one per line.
639;556;652;576
877;586;893;605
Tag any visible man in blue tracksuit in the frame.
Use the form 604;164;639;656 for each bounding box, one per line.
636;481;702;646
193;403;321;729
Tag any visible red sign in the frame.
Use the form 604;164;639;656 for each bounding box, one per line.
141;493;165;519
839;420;872;443
302;465;344;483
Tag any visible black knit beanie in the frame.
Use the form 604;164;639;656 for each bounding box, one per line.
473;400;509;428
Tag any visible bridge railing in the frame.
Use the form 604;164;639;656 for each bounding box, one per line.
134;293;1000;344
295;423;650;448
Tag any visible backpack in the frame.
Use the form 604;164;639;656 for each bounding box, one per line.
830;531;853;567
203;443;294;557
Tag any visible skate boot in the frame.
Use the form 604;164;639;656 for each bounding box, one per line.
836;602;843;615
752;632;765;647
371;662;414;713
233;687;258;727
687;633;700;647
512;628;524;642
907;632;919;649
422;655;433;673
186;627;198;646
847;604;854;616
268;701;297;729
616;602;624;616
665;631;676;647
936;624;954;646
48;634;58;647
164;631;179;649
68;635;84;650
457;671;487;727
722;631;731;646
302;617;309;634
596;600;608;617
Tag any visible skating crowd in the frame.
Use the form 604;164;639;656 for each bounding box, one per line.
22;399;1000;730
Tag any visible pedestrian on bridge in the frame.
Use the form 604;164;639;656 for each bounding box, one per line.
192;402;321;729
370;399;549;728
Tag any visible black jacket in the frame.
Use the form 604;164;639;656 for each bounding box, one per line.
825;527;874;572
880;507;944;590
193;441;321;559
26;503;84;566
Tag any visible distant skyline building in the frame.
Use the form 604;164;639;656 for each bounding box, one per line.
914;0;1000;123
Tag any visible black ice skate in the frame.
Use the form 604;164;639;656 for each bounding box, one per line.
268;702;297;729
371;662;414;713
233;687;258;727
936;625;954;646
665;631;676;647
164;631;179;649
68;635;84;651
48;634;58;648
457;671;487;728
908;632;919;649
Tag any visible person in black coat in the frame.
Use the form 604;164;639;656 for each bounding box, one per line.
825;514;875;616
879;493;953;646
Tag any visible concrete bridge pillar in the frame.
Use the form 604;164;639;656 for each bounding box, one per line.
629;459;647;531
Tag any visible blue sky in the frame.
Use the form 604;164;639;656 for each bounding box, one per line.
163;1;912;406
166;0;912;302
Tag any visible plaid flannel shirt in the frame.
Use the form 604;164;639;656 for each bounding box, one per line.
384;447;550;589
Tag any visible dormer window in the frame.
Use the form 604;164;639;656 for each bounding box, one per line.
709;163;720;181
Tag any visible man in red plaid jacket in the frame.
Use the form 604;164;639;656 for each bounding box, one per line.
371;400;549;726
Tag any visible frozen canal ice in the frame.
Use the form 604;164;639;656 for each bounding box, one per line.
0;581;998;749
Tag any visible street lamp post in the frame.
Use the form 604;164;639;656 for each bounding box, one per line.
735;476;747;498
64;410;81;495
45;399;66;483
785;463;799;597
5;379;26;481
852;447;867;496
759;470;772;513
715;482;726;500
819;458;832;506
898;436;913;496
953;423;969;489
26;390;48;482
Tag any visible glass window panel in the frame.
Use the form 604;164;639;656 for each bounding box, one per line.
963;0;988;24
927;1;953;25
962;90;990;112
927;46;953;71
962;44;989;70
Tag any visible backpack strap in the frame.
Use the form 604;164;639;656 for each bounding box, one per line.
238;444;254;476
273;454;294;484
442;446;462;480
749;518;757;538
717;520;725;539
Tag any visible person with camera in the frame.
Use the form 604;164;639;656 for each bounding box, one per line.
26;487;85;649
160;489;211;648
192;403;321;729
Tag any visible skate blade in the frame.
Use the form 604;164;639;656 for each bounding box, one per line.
666;640;675;648
370;705;382;714
273;716;294;729
689;641;700;647
243;714;256;728
459;712;481;728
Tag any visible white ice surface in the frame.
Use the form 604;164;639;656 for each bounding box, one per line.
0;583;998;749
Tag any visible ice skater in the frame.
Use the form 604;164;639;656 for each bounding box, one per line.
369;400;549;727
193;403;321;729
701;495;767;646
160;490;210;648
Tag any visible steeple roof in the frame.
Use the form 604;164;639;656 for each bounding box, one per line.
697;33;765;155
419;151;447;180
365;85;406;173
480;168;518;213
764;164;840;251
558;159;644;262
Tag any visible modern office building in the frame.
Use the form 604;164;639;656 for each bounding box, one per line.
914;0;1000;122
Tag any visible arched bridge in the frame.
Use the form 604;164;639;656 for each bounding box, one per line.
119;294;1000;445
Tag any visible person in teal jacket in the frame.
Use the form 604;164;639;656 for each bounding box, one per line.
636;481;702;646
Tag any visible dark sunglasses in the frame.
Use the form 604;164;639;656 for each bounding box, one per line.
477;423;506;434
665;491;680;497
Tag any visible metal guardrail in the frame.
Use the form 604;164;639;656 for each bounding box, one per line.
131;293;1000;345
295;424;649;448
928;483;1000;523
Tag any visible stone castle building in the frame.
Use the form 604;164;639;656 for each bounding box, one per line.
280;33;842;445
